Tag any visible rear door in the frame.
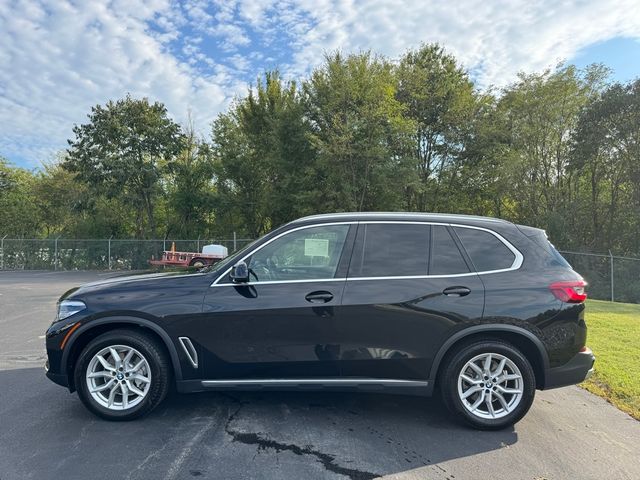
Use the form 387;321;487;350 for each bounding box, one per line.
338;222;485;380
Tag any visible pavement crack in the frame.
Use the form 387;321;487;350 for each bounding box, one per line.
223;399;379;480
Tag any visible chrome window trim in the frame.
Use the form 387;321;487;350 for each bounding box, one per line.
210;220;523;287
178;336;198;369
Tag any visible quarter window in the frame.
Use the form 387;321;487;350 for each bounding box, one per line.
350;224;430;277
246;225;349;282
430;226;470;275
454;227;516;272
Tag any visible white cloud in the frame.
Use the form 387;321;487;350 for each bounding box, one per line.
2;0;640;167
0;0;245;167
275;0;640;87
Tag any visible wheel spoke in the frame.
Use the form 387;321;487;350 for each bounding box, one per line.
486;391;495;417
483;354;492;374
123;348;135;367
126;381;145;397
496;385;522;395
461;385;483;399
461;374;482;385
492;358;507;377
469;390;486;412
494;390;510;412
88;371;112;379
109;347;122;369
121;383;129;409
130;359;145;373
130;373;150;384
96;354;115;371
107;383;118;407
90;378;115;393
468;362;483;376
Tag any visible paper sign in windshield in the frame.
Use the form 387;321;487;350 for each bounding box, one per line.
304;238;329;257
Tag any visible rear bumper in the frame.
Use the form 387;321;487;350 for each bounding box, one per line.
543;347;595;390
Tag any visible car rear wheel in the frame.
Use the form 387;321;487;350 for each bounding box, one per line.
74;329;170;421
440;340;535;430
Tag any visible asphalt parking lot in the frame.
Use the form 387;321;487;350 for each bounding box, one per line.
1;271;639;480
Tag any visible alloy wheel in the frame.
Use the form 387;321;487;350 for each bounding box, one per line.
86;344;152;410
457;352;523;420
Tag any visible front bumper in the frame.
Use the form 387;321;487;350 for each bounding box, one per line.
45;360;70;388
543;347;595;390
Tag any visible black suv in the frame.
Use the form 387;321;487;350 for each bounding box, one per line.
45;213;594;429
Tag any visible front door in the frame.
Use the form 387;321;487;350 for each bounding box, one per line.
338;222;485;380
199;223;355;379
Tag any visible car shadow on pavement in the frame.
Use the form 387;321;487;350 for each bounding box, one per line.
0;367;517;480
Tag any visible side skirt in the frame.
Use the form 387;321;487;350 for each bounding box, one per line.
176;378;431;396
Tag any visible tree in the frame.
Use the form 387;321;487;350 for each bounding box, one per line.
491;64;609;245
396;43;479;212
303;52;414;212
212;72;314;236
0;159;40;236
165;119;216;238
572;79;640;254
65;95;184;238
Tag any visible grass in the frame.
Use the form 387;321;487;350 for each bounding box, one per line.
580;299;640;420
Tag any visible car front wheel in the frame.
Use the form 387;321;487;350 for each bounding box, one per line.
74;329;170;421
440;339;536;430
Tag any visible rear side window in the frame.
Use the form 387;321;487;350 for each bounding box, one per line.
430;226;469;275
350;223;430;277
454;227;516;272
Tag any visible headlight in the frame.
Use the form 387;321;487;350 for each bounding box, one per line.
57;300;86;321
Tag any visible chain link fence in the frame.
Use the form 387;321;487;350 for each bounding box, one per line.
0;236;254;271
0;237;638;303
559;251;640;304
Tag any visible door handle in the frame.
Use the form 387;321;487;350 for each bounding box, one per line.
443;286;471;297
305;291;334;304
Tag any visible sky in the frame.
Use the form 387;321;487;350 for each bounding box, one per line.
2;0;640;169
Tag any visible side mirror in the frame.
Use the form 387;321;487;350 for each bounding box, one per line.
230;261;250;283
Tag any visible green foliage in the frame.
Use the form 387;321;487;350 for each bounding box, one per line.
64;95;184;237
0;158;40;236
303;52;414;212
213;71;315;236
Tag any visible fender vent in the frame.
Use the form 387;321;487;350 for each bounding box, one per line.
178;337;198;368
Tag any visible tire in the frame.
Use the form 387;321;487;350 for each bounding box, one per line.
74;329;171;421
190;258;206;268
440;339;536;430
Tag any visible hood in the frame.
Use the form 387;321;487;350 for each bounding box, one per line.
59;270;208;301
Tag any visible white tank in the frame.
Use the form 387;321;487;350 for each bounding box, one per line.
202;244;228;257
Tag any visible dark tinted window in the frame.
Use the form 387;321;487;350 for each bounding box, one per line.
430;226;469;275
454;227;516;272
351;224;430;277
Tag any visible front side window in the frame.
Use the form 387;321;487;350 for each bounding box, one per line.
350;223;430;277
454;227;516;272
246;224;349;282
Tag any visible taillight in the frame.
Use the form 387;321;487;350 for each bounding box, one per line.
549;280;587;303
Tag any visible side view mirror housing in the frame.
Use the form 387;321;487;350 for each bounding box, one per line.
230;261;250;283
